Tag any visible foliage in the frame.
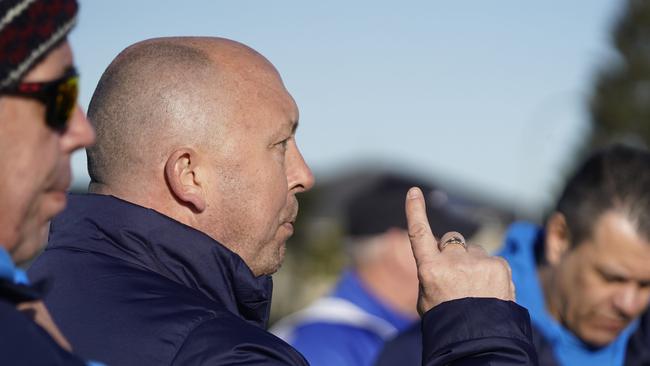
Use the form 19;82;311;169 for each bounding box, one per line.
591;0;650;148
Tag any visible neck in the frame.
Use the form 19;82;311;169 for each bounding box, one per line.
88;181;128;197
89;182;196;230
539;264;563;323
355;263;418;319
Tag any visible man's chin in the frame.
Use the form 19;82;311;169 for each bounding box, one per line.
265;262;283;276
44;190;68;213
578;326;623;349
255;243;286;277
12;224;50;265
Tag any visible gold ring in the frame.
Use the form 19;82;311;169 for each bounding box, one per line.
438;233;467;251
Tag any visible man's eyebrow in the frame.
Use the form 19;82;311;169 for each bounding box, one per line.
271;120;298;142
596;264;650;283
598;264;627;275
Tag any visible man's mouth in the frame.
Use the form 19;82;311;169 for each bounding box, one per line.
282;221;294;234
281;214;297;236
48;164;73;193
597;317;628;333
284;201;299;225
50;181;70;193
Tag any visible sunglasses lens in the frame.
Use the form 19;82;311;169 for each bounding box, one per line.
48;75;78;131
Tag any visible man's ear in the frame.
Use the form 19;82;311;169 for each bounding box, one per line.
164;148;206;213
545;212;571;265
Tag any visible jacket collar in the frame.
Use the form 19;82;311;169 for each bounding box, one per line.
46;193;272;328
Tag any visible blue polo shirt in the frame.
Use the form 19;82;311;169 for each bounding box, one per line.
0;247;29;285
272;270;415;366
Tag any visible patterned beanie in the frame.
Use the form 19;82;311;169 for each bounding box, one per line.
0;0;78;91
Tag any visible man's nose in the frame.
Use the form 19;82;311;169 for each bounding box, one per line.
287;140;315;193
613;284;649;319
61;105;95;152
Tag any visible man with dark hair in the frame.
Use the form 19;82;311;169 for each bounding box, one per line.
272;173;479;366
0;0;96;364
30;37;536;365
376;144;650;366
519;144;650;365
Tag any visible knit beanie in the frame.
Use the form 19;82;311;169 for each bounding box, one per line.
0;0;78;91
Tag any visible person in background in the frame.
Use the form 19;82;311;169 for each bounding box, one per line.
375;144;650;366
0;0;96;364
272;173;480;366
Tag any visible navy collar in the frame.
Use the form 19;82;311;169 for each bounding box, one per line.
46;193;272;328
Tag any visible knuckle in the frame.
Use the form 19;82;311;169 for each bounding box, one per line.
408;222;429;239
469;243;487;254
487;257;511;278
418;268;436;284
493;256;510;269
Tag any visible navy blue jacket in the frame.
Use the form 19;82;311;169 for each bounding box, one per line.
625;309;650;365
29;194;537;365
29;194;307;366
376;313;553;366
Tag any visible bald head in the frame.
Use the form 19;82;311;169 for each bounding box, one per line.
87;37;285;190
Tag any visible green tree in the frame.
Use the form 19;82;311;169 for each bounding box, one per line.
591;0;650;148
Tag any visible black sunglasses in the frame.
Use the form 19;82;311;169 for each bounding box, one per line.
0;67;79;132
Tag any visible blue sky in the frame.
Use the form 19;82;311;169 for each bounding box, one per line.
69;0;624;217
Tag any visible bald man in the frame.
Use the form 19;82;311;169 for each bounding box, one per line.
29;37;536;366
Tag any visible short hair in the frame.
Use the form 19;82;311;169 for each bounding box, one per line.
555;144;650;246
86;40;213;186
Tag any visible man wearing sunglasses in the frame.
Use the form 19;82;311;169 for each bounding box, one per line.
0;0;95;364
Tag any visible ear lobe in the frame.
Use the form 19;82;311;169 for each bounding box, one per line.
545;212;571;265
164;149;206;213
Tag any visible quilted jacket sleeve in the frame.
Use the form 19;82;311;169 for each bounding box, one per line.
421;298;538;366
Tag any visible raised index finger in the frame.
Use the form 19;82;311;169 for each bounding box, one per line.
405;187;439;268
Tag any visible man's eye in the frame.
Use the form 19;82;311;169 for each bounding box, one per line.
602;272;626;283
277;138;290;151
